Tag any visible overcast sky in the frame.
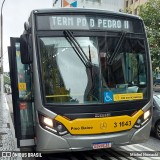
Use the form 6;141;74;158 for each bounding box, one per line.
2;0;54;72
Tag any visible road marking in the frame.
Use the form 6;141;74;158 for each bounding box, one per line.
103;152;118;160
80;154;93;160
94;156;106;160
135;144;155;151
120;144;152;151
113;149;138;160
105;150;130;160
106;155;118;160
120;145;160;160
108;150;128;160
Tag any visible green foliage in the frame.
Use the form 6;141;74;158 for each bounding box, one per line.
4;74;10;85
139;0;160;71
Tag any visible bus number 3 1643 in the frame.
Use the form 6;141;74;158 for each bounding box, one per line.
114;121;131;128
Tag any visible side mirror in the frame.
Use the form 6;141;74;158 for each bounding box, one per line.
20;34;32;64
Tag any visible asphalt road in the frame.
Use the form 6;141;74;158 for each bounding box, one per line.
153;85;160;92
5;94;160;160
141;133;160;151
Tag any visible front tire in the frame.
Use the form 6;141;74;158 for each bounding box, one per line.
155;121;160;140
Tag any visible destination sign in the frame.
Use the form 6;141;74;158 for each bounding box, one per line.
37;15;134;32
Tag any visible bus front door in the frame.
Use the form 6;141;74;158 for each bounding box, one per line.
8;37;35;148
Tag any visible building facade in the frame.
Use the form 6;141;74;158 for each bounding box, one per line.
53;0;124;12
124;0;148;15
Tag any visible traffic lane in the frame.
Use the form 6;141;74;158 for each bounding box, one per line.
141;133;160;151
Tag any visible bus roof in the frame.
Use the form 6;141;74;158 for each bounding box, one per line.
31;8;141;21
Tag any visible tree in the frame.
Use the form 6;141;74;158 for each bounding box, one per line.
139;0;160;72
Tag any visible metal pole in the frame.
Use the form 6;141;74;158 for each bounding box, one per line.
1;0;6;106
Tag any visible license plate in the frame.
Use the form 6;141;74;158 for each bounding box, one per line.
93;142;111;149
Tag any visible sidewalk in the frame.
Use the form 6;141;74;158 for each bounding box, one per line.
0;93;21;159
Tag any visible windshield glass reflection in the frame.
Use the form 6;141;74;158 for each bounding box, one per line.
39;37;101;104
39;33;148;104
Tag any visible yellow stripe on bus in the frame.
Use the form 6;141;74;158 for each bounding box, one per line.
55;110;144;135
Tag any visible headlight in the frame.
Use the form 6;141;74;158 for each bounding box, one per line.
43;117;53;128
39;114;68;136
144;110;150;120
134;109;151;129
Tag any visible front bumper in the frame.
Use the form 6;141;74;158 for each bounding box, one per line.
35;118;151;152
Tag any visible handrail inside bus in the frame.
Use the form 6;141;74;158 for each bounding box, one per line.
46;95;70;98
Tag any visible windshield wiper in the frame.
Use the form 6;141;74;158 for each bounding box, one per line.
63;30;92;68
64;31;98;101
108;32;126;65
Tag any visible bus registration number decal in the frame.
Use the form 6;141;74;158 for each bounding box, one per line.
114;121;131;128
93;142;111;149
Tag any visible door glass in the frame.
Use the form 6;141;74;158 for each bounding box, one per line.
15;42;34;138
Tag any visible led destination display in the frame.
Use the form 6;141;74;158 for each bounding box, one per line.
37;15;134;32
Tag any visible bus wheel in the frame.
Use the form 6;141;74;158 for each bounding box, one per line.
155;121;160;139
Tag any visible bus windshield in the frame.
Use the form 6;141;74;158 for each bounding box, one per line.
39;32;148;104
